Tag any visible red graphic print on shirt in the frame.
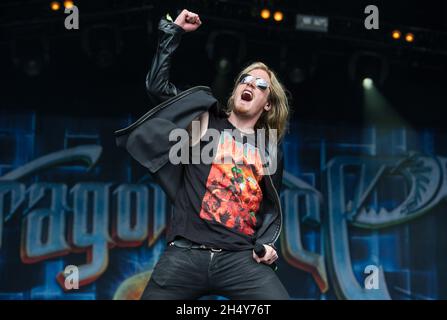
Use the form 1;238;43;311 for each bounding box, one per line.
200;131;264;236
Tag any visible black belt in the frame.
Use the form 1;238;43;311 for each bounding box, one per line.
169;237;223;252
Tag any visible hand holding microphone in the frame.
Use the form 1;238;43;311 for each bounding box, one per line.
253;243;278;271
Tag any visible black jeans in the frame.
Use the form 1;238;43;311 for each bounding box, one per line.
140;242;290;300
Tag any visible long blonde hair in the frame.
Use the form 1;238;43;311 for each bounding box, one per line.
225;62;290;140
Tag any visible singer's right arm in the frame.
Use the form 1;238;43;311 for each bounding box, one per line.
146;10;202;106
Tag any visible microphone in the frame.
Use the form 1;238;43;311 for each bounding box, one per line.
254;243;278;271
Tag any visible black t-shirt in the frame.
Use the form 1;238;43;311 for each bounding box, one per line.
166;111;267;250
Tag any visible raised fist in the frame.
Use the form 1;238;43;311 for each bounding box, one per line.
174;9;202;32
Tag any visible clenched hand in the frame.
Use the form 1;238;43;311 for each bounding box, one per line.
174;9;202;32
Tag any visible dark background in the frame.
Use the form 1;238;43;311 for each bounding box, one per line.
0;0;446;129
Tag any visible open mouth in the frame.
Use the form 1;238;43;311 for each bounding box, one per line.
241;89;253;102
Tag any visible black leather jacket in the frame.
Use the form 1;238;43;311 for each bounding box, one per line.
115;18;284;249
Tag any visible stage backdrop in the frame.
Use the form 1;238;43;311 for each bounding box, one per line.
0;110;446;300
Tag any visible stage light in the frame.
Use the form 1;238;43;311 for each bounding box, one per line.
50;1;61;11
289;67;306;84
405;33;414;43
64;0;74;9
217;57;231;74
363;78;373;89
82;25;123;69
273;11;284;22
260;9;270;20
349;51;389;88
391;30;401;40
11;38;50;77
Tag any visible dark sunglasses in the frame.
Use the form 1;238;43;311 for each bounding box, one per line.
239;74;269;91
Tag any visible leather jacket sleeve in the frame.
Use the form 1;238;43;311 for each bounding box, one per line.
146;18;185;106
253;141;284;251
